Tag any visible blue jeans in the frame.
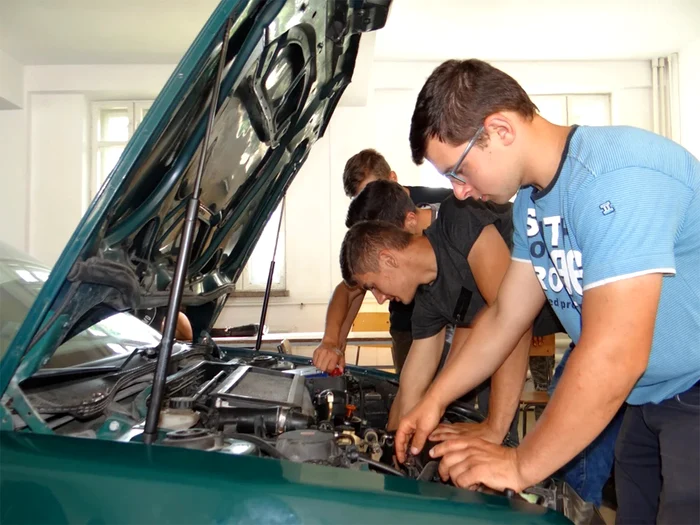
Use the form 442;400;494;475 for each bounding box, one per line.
548;344;625;507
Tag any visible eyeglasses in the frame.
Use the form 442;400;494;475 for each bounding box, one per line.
442;125;484;185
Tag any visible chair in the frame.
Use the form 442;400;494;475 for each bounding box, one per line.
528;334;556;384
519;390;550;436
519;335;556;435
350;312;391;368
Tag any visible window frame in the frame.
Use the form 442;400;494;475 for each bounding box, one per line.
90;100;153;198
234;200;287;293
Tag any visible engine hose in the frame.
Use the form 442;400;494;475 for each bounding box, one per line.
357;456;405;477
221;431;288;460
216;407;313;434
445;403;485;423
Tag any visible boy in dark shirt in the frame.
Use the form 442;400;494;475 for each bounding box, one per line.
341;196;538;441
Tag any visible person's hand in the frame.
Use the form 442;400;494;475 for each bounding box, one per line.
312;342;345;373
429;437;527;492
429;421;504;446
394;394;444;463
533;335;544;347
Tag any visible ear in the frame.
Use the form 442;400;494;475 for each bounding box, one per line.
403;211;419;234
483;113;516;147
389;170;398;182
378;249;399;269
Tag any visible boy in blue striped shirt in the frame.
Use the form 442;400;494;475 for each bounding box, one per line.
395;59;700;524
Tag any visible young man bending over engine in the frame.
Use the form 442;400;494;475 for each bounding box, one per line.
394;59;699;522
313;149;451;374
343;181;516;441
340;191;545;444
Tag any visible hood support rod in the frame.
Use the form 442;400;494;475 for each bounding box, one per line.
254;198;286;352
143;16;233;445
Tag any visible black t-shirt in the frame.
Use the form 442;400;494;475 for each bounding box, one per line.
412;197;513;339
388;186;453;333
410;197;564;340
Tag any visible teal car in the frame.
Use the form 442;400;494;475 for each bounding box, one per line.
0;1;601;523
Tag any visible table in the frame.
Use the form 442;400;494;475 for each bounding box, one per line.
214;331;394;369
213;331;392;348
519;390;550;436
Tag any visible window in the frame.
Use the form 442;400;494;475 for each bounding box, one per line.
91;101;287;294
530;94;611;127
91;101;152;197
235;201;287;293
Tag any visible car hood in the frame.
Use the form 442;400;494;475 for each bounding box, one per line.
0;0;390;391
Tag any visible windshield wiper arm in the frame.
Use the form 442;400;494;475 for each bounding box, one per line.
24;366;121;387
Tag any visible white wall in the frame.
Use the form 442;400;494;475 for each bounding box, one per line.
28;93;88;265
0;48;27;252
0;108;28;251
0;49;23;109
679;38;700;159
24;65;174;99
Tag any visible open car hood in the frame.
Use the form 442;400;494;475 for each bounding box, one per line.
0;0;391;391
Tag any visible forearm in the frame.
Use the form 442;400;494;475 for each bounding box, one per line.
515;343;636;488
336;291;364;350
388;367;434;431
485;328;531;437
398;361;435;417
321;283;361;347
397;332;445;418
387;390;402;430
427;303;529;410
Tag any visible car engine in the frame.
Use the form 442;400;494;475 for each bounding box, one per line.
152;355;405;476
22;348;604;525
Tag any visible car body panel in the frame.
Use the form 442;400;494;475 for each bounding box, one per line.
0;430;568;525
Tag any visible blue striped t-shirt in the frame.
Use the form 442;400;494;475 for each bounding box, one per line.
512;125;700;405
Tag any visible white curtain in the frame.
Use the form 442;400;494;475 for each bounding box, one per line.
652;54;681;142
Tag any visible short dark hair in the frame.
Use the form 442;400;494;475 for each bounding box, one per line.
345;180;417;229
409;59;538;165
342;149;393;198
340;221;412;285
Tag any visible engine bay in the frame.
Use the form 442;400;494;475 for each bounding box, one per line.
20;347;604;525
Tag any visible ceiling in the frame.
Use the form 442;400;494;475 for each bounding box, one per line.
0;0;699;65
375;0;700;61
0;0;220;65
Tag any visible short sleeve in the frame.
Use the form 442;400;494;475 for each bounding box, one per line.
571;168;690;291
511;190;532;263
411;296;448;340
408;186;453;206
440;199;502;259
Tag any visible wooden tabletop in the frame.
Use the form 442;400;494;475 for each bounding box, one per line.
213;331;392;347
519;390;550;405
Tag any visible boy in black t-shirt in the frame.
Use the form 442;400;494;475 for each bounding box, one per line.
341;194;562;441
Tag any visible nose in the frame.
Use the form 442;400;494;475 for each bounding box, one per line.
371;290;388;304
451;180;473;200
